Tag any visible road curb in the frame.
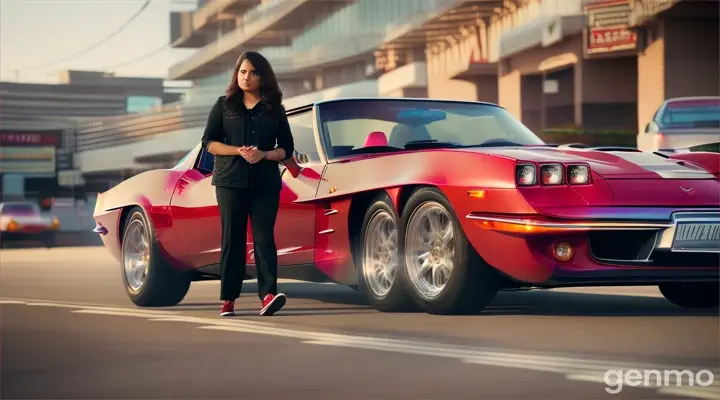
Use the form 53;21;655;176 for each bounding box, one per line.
2;231;102;249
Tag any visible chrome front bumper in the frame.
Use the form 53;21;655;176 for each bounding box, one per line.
656;210;720;253
466;209;720;256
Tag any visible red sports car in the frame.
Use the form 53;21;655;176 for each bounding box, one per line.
93;98;720;314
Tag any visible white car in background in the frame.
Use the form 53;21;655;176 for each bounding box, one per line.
0;200;59;248
637;96;720;151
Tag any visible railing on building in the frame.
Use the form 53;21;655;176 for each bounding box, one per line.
169;0;298;79
74;104;210;152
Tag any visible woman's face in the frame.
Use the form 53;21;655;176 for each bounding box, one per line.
237;59;261;93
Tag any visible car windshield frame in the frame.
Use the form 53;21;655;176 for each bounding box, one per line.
1;202;39;214
174;148;194;168
316;98;545;161
660;99;720;128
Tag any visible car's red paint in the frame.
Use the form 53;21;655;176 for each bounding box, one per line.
669;151;720;178
92;166;189;268
94;98;719;298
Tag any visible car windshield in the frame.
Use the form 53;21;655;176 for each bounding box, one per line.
174;149;193;167
318;99;545;158
2;202;38;215
662;99;720;128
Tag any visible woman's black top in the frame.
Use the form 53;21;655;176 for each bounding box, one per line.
201;95;295;191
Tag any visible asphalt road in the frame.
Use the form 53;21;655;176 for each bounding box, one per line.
1;247;718;399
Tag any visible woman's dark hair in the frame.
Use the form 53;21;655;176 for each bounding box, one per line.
225;51;283;111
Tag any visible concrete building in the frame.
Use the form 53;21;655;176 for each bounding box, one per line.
424;0;719;135
72;0;719;190
0;70;183;202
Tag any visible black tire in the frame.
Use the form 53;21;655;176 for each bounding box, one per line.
356;193;415;312
42;231;55;248
659;282;719;309
120;207;190;307
398;187;500;315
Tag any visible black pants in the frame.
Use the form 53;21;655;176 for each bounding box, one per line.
216;186;280;301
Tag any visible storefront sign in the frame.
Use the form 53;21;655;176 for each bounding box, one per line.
57;170;85;187
0;146;56;174
587;27;637;54
55;148;74;171
585;0;638;56
0;131;61;147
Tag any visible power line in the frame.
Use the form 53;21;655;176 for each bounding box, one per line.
4;41;171;82
3;41;172;83
16;0;153;73
100;43;171;72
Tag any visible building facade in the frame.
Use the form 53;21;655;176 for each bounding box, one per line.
423;0;719;135
0;70;183;203
71;0;719;191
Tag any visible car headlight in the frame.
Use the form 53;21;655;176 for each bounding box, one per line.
540;164;563;185
51;217;60;229
568;165;590;185
516;164;536;186
7;219;18;231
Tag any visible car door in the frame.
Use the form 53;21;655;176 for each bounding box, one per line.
169;150;222;268
267;108;325;266
268;160;322;266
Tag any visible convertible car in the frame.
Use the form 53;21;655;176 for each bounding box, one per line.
93;98;720;314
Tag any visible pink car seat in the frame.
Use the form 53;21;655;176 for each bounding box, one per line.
363;131;388;147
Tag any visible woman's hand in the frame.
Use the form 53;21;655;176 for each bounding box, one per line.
238;146;265;164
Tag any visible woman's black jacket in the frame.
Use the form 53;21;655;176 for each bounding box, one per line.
201;95;295;191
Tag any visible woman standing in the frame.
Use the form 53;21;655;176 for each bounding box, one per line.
201;51;295;317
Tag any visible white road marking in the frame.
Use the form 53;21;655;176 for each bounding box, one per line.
548;287;664;298
2;297;717;399
27;302;179;315
565;374;610;384
72;310;177;318
659;387;720;400
0;300;27;304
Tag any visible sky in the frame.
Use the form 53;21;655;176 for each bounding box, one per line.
0;0;200;83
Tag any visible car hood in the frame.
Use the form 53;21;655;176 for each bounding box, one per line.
470;147;716;179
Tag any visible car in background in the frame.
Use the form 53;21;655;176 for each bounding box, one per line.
638;96;720;151
0;200;60;248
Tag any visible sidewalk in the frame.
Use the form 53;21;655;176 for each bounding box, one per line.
2;231;103;249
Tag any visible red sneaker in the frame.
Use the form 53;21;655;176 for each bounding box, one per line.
220;300;235;317
260;293;286;316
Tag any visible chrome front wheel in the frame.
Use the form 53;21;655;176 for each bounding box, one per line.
404;201;455;300
120;207;190;307
362;209;399;298
122;218;150;291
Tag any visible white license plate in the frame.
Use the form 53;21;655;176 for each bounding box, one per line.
672;222;720;252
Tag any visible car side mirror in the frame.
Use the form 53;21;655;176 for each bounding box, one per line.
646;121;659;133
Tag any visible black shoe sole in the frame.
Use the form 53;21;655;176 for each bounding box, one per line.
260;294;286;316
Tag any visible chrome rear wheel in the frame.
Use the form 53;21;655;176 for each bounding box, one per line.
362;209;399;298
